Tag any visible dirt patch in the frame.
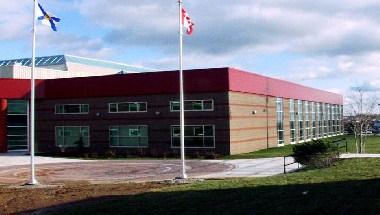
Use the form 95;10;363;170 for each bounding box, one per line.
0;181;168;214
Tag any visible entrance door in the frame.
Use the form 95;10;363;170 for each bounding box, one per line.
7;100;28;151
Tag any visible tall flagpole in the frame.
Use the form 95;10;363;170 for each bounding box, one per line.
178;0;187;179
28;0;38;185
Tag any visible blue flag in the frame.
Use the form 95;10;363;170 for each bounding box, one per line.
36;3;61;31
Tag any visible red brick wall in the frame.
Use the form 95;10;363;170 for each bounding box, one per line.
0;99;7;153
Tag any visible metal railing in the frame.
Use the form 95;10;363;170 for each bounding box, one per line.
330;138;348;157
283;156;300;174
283;138;347;174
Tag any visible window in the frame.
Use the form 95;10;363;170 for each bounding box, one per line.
316;103;321;138
298;100;304;141
311;102;316;139
170;100;214;111
323;104;328;136
276;98;284;145
289;99;296;143
55;104;89;114
109;125;148;147
171;125;215;148
341;105;344;134
304;101;310;140
328;104;333;135
7;100;28;115
109;102;147;113
55;126;89;147
7;100;28;150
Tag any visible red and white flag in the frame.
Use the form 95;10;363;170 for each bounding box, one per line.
182;8;194;35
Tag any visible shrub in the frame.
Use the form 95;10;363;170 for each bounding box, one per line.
292;139;339;168
104;149;116;158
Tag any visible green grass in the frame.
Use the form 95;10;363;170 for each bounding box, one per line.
225;135;380;159
343;135;380;153
225;144;294;159
45;158;380;215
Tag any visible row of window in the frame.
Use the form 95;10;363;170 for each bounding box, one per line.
55;100;214;114
55;125;216;148
277;98;343;145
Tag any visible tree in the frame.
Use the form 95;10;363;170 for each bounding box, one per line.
346;87;378;153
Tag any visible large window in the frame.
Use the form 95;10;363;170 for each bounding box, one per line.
304;101;310;140
109;125;148;148
316;103;321;138
276;98;284;145
55;126;89;147
170;100;214;111
332;105;337;134
298;100;304;141
55;104;89;114
109;102;147;113
7;100;28;150
171;125;215;148
328;104;333;135
289;99;296;143
323;104;328;136
340;105;344;134
311;102;316;139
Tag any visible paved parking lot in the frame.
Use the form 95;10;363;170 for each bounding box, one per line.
0;153;299;184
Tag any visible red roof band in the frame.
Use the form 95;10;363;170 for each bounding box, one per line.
0;67;343;104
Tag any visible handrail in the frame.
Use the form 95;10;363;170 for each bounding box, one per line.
283;156;300;174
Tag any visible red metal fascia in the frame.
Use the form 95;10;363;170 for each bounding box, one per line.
42;68;230;99
228;68;343;105
0;79;45;99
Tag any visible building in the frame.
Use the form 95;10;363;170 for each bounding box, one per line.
0;67;343;156
0;54;154;79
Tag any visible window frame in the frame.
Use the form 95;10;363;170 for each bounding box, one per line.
170;99;214;112
289;99;296;144
108;102;148;113
55;126;90;148
170;125;216;148
276;98;284;146
55;104;89;115
109;125;149;148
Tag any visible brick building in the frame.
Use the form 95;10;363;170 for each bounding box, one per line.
0;67;343;156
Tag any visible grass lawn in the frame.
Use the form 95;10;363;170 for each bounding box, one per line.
225;135;380;159
45;158;380;215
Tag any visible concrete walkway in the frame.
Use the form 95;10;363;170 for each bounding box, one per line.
340;153;380;158
0;154;298;180
200;157;300;178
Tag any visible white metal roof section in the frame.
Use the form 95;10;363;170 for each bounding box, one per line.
0;55;155;73
64;55;154;73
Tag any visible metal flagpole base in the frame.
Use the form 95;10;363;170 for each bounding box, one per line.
175;173;188;180
26;178;39;186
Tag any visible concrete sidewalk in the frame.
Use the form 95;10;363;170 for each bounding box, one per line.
200;157;300;178
0;153;298;179
340;153;380;158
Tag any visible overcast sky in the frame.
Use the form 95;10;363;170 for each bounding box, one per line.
1;0;380;99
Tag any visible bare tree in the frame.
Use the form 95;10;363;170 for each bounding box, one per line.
346;87;378;153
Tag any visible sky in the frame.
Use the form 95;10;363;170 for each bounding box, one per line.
1;0;380;100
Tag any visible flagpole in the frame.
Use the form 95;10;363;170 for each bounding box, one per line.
28;0;38;185
178;0;187;179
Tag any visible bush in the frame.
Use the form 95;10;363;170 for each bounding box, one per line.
292;139;339;168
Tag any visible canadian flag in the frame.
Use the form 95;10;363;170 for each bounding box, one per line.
182;8;194;35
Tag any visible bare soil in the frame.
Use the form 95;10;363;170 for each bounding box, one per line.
0;181;167;215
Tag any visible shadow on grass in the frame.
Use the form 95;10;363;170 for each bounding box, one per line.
25;178;380;215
